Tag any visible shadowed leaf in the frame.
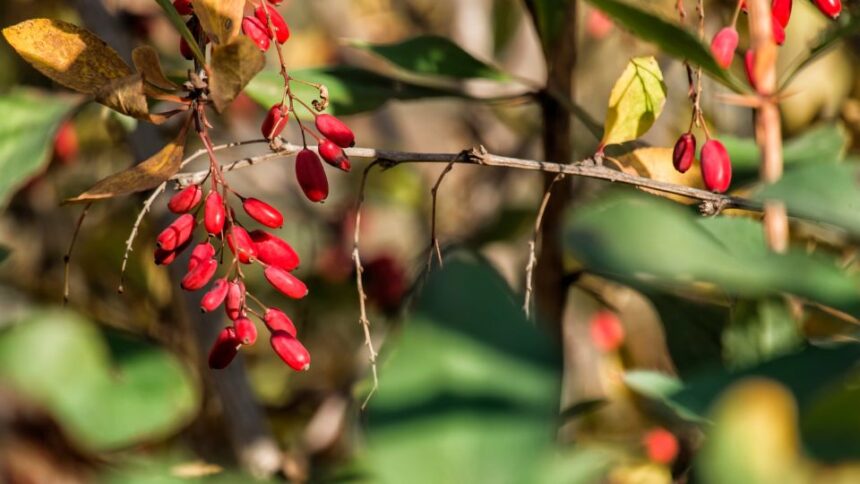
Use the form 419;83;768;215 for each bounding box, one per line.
132;46;178;92
210;36;265;112
612;147;704;203
65;115;191;203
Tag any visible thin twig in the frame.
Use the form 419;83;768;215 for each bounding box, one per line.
353;161;381;409
524;173;565;319
63;202;93;306
118;182;168;293
425;155;460;272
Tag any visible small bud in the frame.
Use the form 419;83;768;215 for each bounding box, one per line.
234;317;258;346
315;114;355;148
264;266;308;299
295;149;329;203
672;133;696;174
243;198;284;229
710;27;738;69
264;308;297;337
156;214;196;251
318;139;351;172
201;278;229;312
208;327;240;370
701;139;732;193
250;230;300;271
270;331;310;371
204;191;226;235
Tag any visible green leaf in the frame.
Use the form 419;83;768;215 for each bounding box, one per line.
723;299;803;369
586;0;744;91
349;35;510;81
0;89;77;208
721;124;848;183
153;0;205;65
753;162;860;238
0;311;198;450
365;251;560;484
601;56;666;147
245;67;457;117
563;192;860;317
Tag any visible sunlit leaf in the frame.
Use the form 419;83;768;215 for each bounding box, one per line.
611;147;703;202
191;0;243;45
601;57;666;147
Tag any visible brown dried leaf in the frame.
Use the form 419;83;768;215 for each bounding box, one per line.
132;46;178;92
209;36;265;112
191;0;244;45
2;19;131;94
65;115;192;203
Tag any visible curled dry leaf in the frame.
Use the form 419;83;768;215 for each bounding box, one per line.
2;18;131;94
65;114;192;204
610;147;704;204
132;45;178;92
209;35;265;112
191;0;244;45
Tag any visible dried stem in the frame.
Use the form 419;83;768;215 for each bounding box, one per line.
524;173;565;319
118;182;168;293
352;161;381;409
426;155;460;272
63;202;92;305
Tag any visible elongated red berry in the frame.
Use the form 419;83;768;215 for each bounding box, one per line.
157;214;195;251
204;191;225;235
261;104;289;139
154;247;177;266
226;226;257;264
315;114;355;148
234;317;258;345
208;327;240;370
270;331;310;371
242;16;271;51
711;27;738;69
701;139;732;193
226;280;245;320
264;266;308;299
250;230;300;271
813;0;841;19
772;16;785;45
181;258;217;291
295;149;329;202
254;5;290;44
201;278;229;312
188;241;216;272
242;198;283;228
318;139;351;172
672;133;696;174
168;185;203;213
173;0;193;15
590;310;625;352
179;38;193;60
744;50;758;91
263;308;297;337
772;0;792;27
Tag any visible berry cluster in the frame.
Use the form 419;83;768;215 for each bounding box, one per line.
162;0;357;372
674;0;841;193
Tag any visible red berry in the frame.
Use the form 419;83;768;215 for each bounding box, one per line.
168;185;203;214
157;214;195;251
188;241;216;272
672;133;696;174
710;27;738;69
181;258;217;291
249;230;300;271
234;317;258;345
643;428;679;465
204;191;225;235
590;310;625;352
154;247;177;266
254;5;290;44
813;0;841;19
772;16;785;45
225;280;246;320
270;331;310;371
364;255;407;315
267;0;283;4
315;114;355;148
242;198;283;228
744;50;759;91
295;149;329;203
208;327;240;370
226;226;257;264
201;278;229;312
241;16;271;51
318;139;351;172
264;266;308;299
173;0;193;15
701;139;732;193
261;103;289;139
179;37;193;60
263;308;297;337
772;0;792;27
53;121;78;165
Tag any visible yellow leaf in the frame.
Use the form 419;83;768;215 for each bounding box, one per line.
2;19;132;95
65;115;191;203
601;56;667;148
192;0;244;45
611;147;703;204
209;36;265;112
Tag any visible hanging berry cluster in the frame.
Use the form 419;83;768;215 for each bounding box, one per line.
672;0;841;193
163;0;356;372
